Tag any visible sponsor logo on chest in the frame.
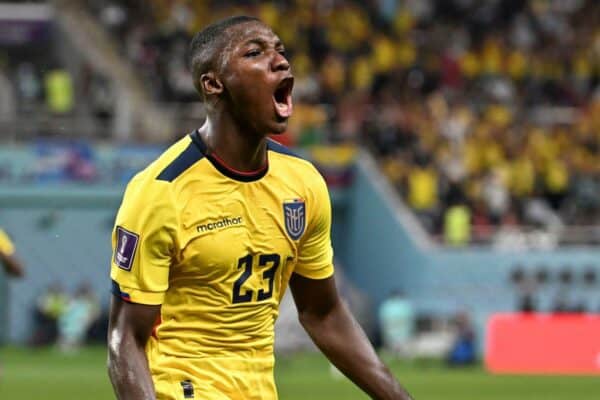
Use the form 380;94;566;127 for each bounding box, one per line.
197;216;243;233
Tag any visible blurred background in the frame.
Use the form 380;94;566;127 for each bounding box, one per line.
1;0;600;399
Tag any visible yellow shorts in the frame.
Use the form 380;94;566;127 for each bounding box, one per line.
149;353;278;400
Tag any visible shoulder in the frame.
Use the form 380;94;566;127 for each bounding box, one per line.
121;135;203;210
128;134;204;189
266;138;324;185
154;134;205;183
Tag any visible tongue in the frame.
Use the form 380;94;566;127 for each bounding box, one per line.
274;96;293;118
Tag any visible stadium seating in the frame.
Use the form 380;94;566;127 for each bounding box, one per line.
80;0;600;246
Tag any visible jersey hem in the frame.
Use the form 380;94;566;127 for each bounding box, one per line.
111;279;165;305
293;264;335;280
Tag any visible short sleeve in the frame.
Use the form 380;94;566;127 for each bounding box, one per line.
294;172;334;279
0;228;15;256
110;175;178;305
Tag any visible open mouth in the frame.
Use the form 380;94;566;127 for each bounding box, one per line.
273;76;294;119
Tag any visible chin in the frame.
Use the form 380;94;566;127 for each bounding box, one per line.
269;120;288;135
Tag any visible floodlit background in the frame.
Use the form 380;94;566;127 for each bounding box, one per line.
1;0;600;399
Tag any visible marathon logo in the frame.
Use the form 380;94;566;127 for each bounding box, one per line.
197;216;243;233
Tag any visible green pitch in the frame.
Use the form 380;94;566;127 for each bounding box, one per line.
1;346;599;399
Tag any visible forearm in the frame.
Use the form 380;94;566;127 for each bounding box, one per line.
108;331;156;400
300;299;413;400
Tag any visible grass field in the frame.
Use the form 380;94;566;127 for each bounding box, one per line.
1;346;599;399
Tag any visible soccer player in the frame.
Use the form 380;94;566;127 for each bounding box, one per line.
107;16;414;400
0;227;24;278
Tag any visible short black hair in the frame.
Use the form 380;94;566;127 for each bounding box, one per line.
189;15;261;95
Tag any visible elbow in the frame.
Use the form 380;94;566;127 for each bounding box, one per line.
107;325;147;367
107;328;133;384
107;327;122;356
106;330;120;375
107;326;127;372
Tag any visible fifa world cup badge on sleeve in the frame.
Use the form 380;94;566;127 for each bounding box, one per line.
283;199;306;240
114;226;139;271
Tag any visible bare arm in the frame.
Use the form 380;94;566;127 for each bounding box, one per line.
107;296;161;400
0;251;24;278
290;273;414;400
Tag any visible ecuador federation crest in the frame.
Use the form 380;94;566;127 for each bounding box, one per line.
283;199;306;241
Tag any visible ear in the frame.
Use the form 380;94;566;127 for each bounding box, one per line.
200;72;223;96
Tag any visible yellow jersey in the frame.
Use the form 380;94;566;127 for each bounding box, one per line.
110;131;334;399
0;228;15;256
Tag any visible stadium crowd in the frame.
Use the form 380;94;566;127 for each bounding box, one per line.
30;281;106;350
84;0;600;245
0;7;114;140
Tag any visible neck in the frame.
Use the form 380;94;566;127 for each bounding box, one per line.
199;113;268;172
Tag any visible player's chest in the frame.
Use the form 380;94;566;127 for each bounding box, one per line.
176;182;306;277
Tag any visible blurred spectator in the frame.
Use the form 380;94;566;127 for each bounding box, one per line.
446;311;476;366
98;2;127;35
31;283;68;346
518;293;537;313
378;289;414;356
86;305;110;344
15;62;41;112
443;184;471;246
57;282;101;352
509;266;540;312
44;68;74;114
0;68;16;121
407;152;439;232
88;72;115;131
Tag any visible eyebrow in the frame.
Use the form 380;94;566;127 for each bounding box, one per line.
243;37;284;48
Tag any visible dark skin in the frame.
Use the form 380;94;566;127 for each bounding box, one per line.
108;21;413;400
108;298;159;399
1;251;24;278
197;22;293;171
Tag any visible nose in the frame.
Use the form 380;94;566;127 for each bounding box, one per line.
271;51;290;72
